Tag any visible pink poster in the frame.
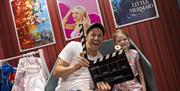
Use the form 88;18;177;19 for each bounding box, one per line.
57;0;103;40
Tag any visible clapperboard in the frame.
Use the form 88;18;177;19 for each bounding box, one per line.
79;24;134;85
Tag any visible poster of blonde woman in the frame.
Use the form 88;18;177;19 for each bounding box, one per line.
10;0;55;52
57;0;103;40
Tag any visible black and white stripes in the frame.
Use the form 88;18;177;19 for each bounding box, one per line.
79;24;88;59
92;50;123;64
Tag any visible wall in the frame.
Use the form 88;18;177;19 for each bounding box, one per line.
0;0;180;90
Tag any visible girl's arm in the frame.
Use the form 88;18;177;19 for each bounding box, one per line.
136;53;147;91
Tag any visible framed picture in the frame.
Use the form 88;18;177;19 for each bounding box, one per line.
57;0;103;41
109;0;159;28
10;0;56;52
177;0;180;10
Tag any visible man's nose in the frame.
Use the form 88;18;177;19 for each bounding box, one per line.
94;36;99;40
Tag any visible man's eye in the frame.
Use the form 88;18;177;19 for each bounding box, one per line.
98;34;102;38
91;34;96;37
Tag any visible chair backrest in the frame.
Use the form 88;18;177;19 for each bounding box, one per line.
99;39;158;91
130;40;158;91
45;61;59;91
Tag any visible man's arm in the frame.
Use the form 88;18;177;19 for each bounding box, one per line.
53;55;90;78
53;58;75;78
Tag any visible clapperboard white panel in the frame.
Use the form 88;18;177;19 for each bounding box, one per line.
88;50;134;85
79;24;134;85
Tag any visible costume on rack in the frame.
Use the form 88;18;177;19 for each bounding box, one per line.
11;57;46;91
0;64;16;91
113;49;142;91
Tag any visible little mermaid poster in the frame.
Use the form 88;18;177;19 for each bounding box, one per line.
110;0;159;28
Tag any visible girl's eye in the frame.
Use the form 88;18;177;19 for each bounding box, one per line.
123;38;128;41
117;40;122;43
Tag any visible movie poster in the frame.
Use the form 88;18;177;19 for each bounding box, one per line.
57;0;103;40
10;0;55;52
110;0;159;28
177;0;180;10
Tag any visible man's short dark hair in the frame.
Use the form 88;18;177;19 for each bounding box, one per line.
86;23;105;35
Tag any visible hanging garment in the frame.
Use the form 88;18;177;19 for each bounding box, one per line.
0;64;16;91
11;57;46;91
0;67;2;91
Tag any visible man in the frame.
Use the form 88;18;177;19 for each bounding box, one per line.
53;23;111;91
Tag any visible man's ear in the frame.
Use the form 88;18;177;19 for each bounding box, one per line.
85;37;87;41
85;35;88;41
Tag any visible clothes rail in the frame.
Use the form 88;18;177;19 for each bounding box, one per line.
0;49;49;82
0;49;43;65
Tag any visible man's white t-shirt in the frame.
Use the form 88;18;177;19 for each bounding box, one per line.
55;41;103;91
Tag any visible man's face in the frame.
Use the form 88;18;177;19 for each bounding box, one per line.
86;28;104;51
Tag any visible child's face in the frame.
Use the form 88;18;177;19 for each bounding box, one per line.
115;33;129;49
72;8;83;22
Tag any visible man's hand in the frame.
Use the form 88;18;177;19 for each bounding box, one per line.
71;52;90;71
96;82;111;91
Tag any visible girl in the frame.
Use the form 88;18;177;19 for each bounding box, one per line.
112;30;146;91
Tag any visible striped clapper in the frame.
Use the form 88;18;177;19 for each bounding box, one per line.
79;24;88;59
79;24;134;85
89;50;134;85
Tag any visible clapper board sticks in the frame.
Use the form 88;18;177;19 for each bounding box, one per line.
79;24;134;85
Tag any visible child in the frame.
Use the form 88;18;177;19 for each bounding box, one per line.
112;30;146;91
